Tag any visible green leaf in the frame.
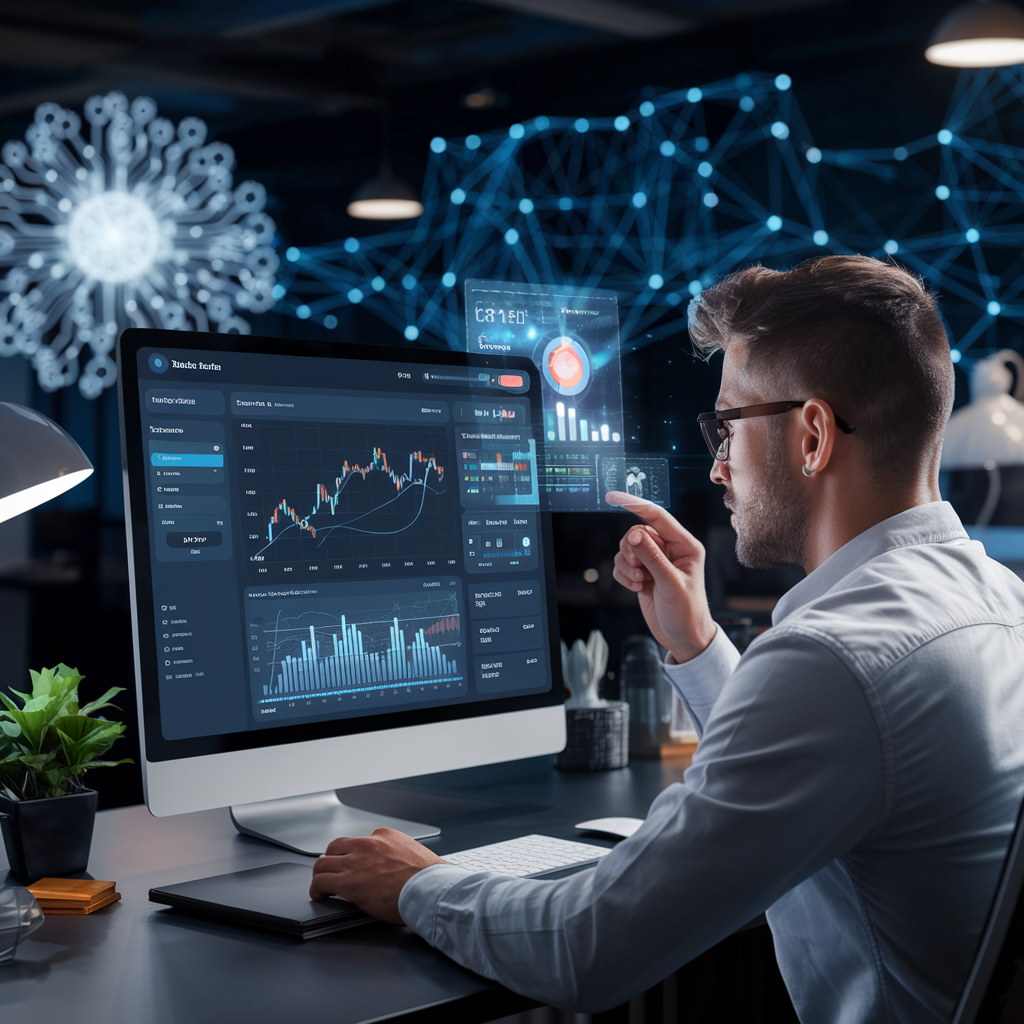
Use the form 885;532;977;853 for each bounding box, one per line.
0;720;19;738
79;687;125;717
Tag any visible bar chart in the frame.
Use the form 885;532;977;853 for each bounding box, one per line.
246;580;466;715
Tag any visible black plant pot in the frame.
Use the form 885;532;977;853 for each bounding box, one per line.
0;789;98;883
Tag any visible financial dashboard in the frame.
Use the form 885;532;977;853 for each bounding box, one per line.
119;331;560;756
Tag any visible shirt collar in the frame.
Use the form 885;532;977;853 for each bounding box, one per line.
771;501;969;626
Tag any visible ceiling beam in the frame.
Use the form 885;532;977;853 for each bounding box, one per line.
473;0;692;39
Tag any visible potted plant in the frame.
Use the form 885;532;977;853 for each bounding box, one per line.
0;664;132;882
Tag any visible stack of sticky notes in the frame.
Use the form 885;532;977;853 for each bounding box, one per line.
26;878;121;915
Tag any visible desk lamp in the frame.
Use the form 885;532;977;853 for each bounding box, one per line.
0;402;93;525
941;350;1024;527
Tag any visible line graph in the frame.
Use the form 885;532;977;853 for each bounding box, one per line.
238;420;458;564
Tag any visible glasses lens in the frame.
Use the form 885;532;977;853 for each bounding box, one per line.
700;420;729;460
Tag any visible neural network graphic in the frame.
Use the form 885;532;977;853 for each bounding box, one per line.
0;92;278;397
281;67;1024;370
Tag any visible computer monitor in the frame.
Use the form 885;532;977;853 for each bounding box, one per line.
118;328;565;854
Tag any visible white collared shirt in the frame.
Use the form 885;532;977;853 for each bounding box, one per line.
398;502;1024;1022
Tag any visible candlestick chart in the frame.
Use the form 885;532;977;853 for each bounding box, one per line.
238;420;458;563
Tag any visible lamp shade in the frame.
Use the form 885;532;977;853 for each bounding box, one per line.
941;350;1024;469
346;175;424;221
0;402;93;524
926;1;1024;67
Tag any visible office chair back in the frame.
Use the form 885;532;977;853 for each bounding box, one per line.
952;794;1024;1023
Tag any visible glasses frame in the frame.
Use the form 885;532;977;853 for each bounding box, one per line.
697;401;857;461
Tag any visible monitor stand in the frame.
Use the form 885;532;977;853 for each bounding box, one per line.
230;790;440;856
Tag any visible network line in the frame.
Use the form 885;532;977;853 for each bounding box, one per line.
264;447;445;547
278;66;1024;373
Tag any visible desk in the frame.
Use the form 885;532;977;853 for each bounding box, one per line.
1;756;698;1024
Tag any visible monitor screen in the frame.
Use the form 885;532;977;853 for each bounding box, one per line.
118;329;562;791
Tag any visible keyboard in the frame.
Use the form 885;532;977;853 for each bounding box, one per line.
442;834;612;878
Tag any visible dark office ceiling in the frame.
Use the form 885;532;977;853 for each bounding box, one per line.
0;0;981;246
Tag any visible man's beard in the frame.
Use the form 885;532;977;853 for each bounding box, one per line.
726;426;810;569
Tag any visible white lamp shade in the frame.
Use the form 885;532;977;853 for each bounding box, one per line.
347;175;424;221
0;402;94;524
926;1;1024;67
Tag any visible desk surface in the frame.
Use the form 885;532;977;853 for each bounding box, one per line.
1;756;689;1024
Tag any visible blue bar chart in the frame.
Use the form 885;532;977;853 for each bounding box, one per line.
269;614;460;696
245;579;467;719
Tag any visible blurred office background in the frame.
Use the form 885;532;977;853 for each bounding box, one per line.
0;0;1022;814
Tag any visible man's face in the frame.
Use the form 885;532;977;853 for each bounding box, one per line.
711;344;810;569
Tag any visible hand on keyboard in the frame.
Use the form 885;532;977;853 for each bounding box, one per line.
443;835;612;878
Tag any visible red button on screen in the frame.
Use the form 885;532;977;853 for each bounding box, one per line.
499;374;523;387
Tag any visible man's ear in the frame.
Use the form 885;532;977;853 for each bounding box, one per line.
800;399;836;474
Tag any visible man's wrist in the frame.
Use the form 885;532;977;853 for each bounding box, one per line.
668;622;718;665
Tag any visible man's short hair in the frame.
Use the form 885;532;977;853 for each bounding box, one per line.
688;255;955;484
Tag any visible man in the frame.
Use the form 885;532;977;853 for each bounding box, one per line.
310;256;1024;1023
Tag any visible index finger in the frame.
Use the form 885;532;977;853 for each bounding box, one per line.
605;491;695;544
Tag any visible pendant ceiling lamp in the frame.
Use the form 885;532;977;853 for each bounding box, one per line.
347;102;424;221
926;1;1024;67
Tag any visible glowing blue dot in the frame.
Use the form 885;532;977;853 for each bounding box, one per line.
884;239;899;254
558;196;573;211
344;237;359;253
694;136;710;152
735;73;752;89
574;118;589;133
806;147;822;163
442;271;456;287
451;188;466;205
775;74;792;91
466;134;481;150
402;274;417;290
813;230;829;246
614;115;630;131
988;300;1001;316
639;101;655;117
767;215;783;231
296;304;310;319
632;192;647;208
951;349;961;363
505;228;519;245
348;288;363;303
534;116;550;130
430;136;447;153
771;121;790;140
697;161;713;177
687;88;702;103
509;123;525;139
519;197;534;214
405;325;419;341
893;146;908;161
739;96;755;112
371;276;385;291
660;140;676;157
688;280;702;296
966;228;980;243
935;185;950;200
937;129;953;145
666;292;681;305
271;283;286;299
649;273;664;289
285;246;300;262
323;315;338;330
703;193;719;208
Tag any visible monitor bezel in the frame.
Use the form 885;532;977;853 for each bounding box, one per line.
118;327;564;767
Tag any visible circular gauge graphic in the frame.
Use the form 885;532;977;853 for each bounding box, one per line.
541;335;591;396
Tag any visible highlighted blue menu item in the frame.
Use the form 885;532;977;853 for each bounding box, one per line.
151;453;225;467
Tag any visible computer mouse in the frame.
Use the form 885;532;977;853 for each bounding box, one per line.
574;816;644;840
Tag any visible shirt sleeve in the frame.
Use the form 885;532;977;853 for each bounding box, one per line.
398;630;886;1014
662;625;741;736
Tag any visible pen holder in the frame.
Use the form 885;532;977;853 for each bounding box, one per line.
556;701;629;771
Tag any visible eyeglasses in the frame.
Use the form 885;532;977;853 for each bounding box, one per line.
697;401;857;461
